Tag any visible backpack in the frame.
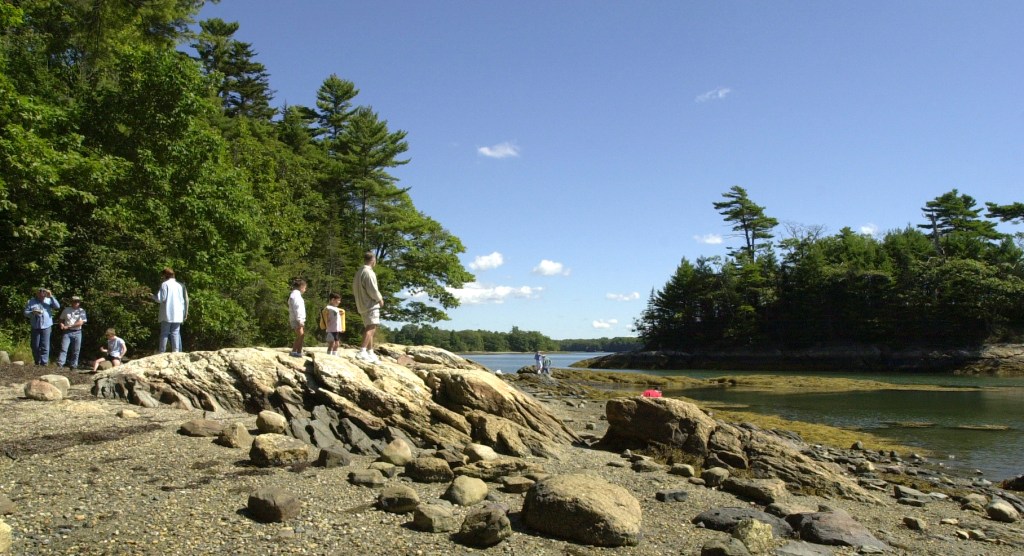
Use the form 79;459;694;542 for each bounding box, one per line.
319;307;329;330
319;306;347;332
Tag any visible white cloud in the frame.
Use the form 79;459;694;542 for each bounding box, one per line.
469;251;504;271
532;259;570;276
477;142;520;159
695;87;732;103
446;282;541;305
860;223;879;236
592;318;619;329
606;292;640;302
694;233;724;245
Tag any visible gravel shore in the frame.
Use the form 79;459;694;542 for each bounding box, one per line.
2;364;1022;555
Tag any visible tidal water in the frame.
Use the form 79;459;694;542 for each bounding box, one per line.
462;352;1024;480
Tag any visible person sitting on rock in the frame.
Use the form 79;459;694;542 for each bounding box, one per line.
90;328;127;372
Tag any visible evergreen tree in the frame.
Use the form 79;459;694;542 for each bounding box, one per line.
713;185;778;261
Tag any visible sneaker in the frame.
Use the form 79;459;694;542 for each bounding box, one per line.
289;351;303;358
355;351;369;361
366;352;380;363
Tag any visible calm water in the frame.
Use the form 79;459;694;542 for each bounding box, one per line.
463;352;1024;480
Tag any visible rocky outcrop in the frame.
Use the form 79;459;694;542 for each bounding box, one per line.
581;344;1024;375
598;397;875;501
91;346;578;459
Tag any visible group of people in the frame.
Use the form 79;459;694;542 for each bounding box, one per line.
288;251;385;362
22;267;187;370
20;253;387;368
534;350;553;376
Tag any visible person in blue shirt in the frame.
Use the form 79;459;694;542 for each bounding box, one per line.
57;295;88;368
24;287;60;365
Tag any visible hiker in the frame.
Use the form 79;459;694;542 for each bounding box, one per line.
352;251;384;363
321;293;345;355
154;267;187;353
90;328;127;372
288;278;307;357
24;287;60;365
57;295;87;368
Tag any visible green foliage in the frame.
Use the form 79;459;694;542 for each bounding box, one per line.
637;186;1024;350
390;324;560;352
0;6;473;354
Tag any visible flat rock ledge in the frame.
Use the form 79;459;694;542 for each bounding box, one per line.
91;345;578;458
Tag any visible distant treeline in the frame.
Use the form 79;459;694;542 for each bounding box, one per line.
636;186;1024;351
389;324;639;353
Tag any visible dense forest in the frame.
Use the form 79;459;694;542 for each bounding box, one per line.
0;1;472;354
636;186;1024;351
389;324;640;353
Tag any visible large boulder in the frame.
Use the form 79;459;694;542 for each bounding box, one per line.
521;474;642;547
785;508;888;550
91;346;578;459
599;397;873;501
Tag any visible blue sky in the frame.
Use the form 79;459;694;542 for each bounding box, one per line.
199;1;1024;340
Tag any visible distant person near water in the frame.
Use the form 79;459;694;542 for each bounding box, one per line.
542;355;552;376
24;287;60;365
288;279;307;357
535;350;543;372
57;295;87;368
353;251;384;363
154;267;187;353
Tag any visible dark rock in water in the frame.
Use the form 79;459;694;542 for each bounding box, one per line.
247;487;301;522
692;507;794;538
456;506;511;547
1003;474;1024;491
786;509;888;550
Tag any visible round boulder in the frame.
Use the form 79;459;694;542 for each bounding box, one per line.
249;433;317;467
24;379;62;401
522;474;641;547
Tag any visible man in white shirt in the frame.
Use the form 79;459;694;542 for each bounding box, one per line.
153;267;187;353
288;279;307;357
352;251;384;362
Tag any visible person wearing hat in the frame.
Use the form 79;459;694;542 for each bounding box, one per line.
23;287;60;365
57;295;88;368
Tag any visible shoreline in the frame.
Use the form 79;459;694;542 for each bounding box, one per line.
575;344;1024;376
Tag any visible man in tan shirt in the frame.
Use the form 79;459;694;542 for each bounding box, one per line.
352;251;384;363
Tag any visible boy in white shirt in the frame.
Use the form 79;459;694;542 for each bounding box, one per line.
288;279;307;357
90;328;127;372
321;293;345;355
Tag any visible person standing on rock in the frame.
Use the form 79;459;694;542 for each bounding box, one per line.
535;350;543;372
322;292;345;356
352;251;384;363
153;267;187;353
57;295;87;369
24;287;60;365
288;278;307;357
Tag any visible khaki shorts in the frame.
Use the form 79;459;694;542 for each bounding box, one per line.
360;307;380;326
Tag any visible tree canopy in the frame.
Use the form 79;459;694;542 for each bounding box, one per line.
637;187;1024;350
0;1;472;354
